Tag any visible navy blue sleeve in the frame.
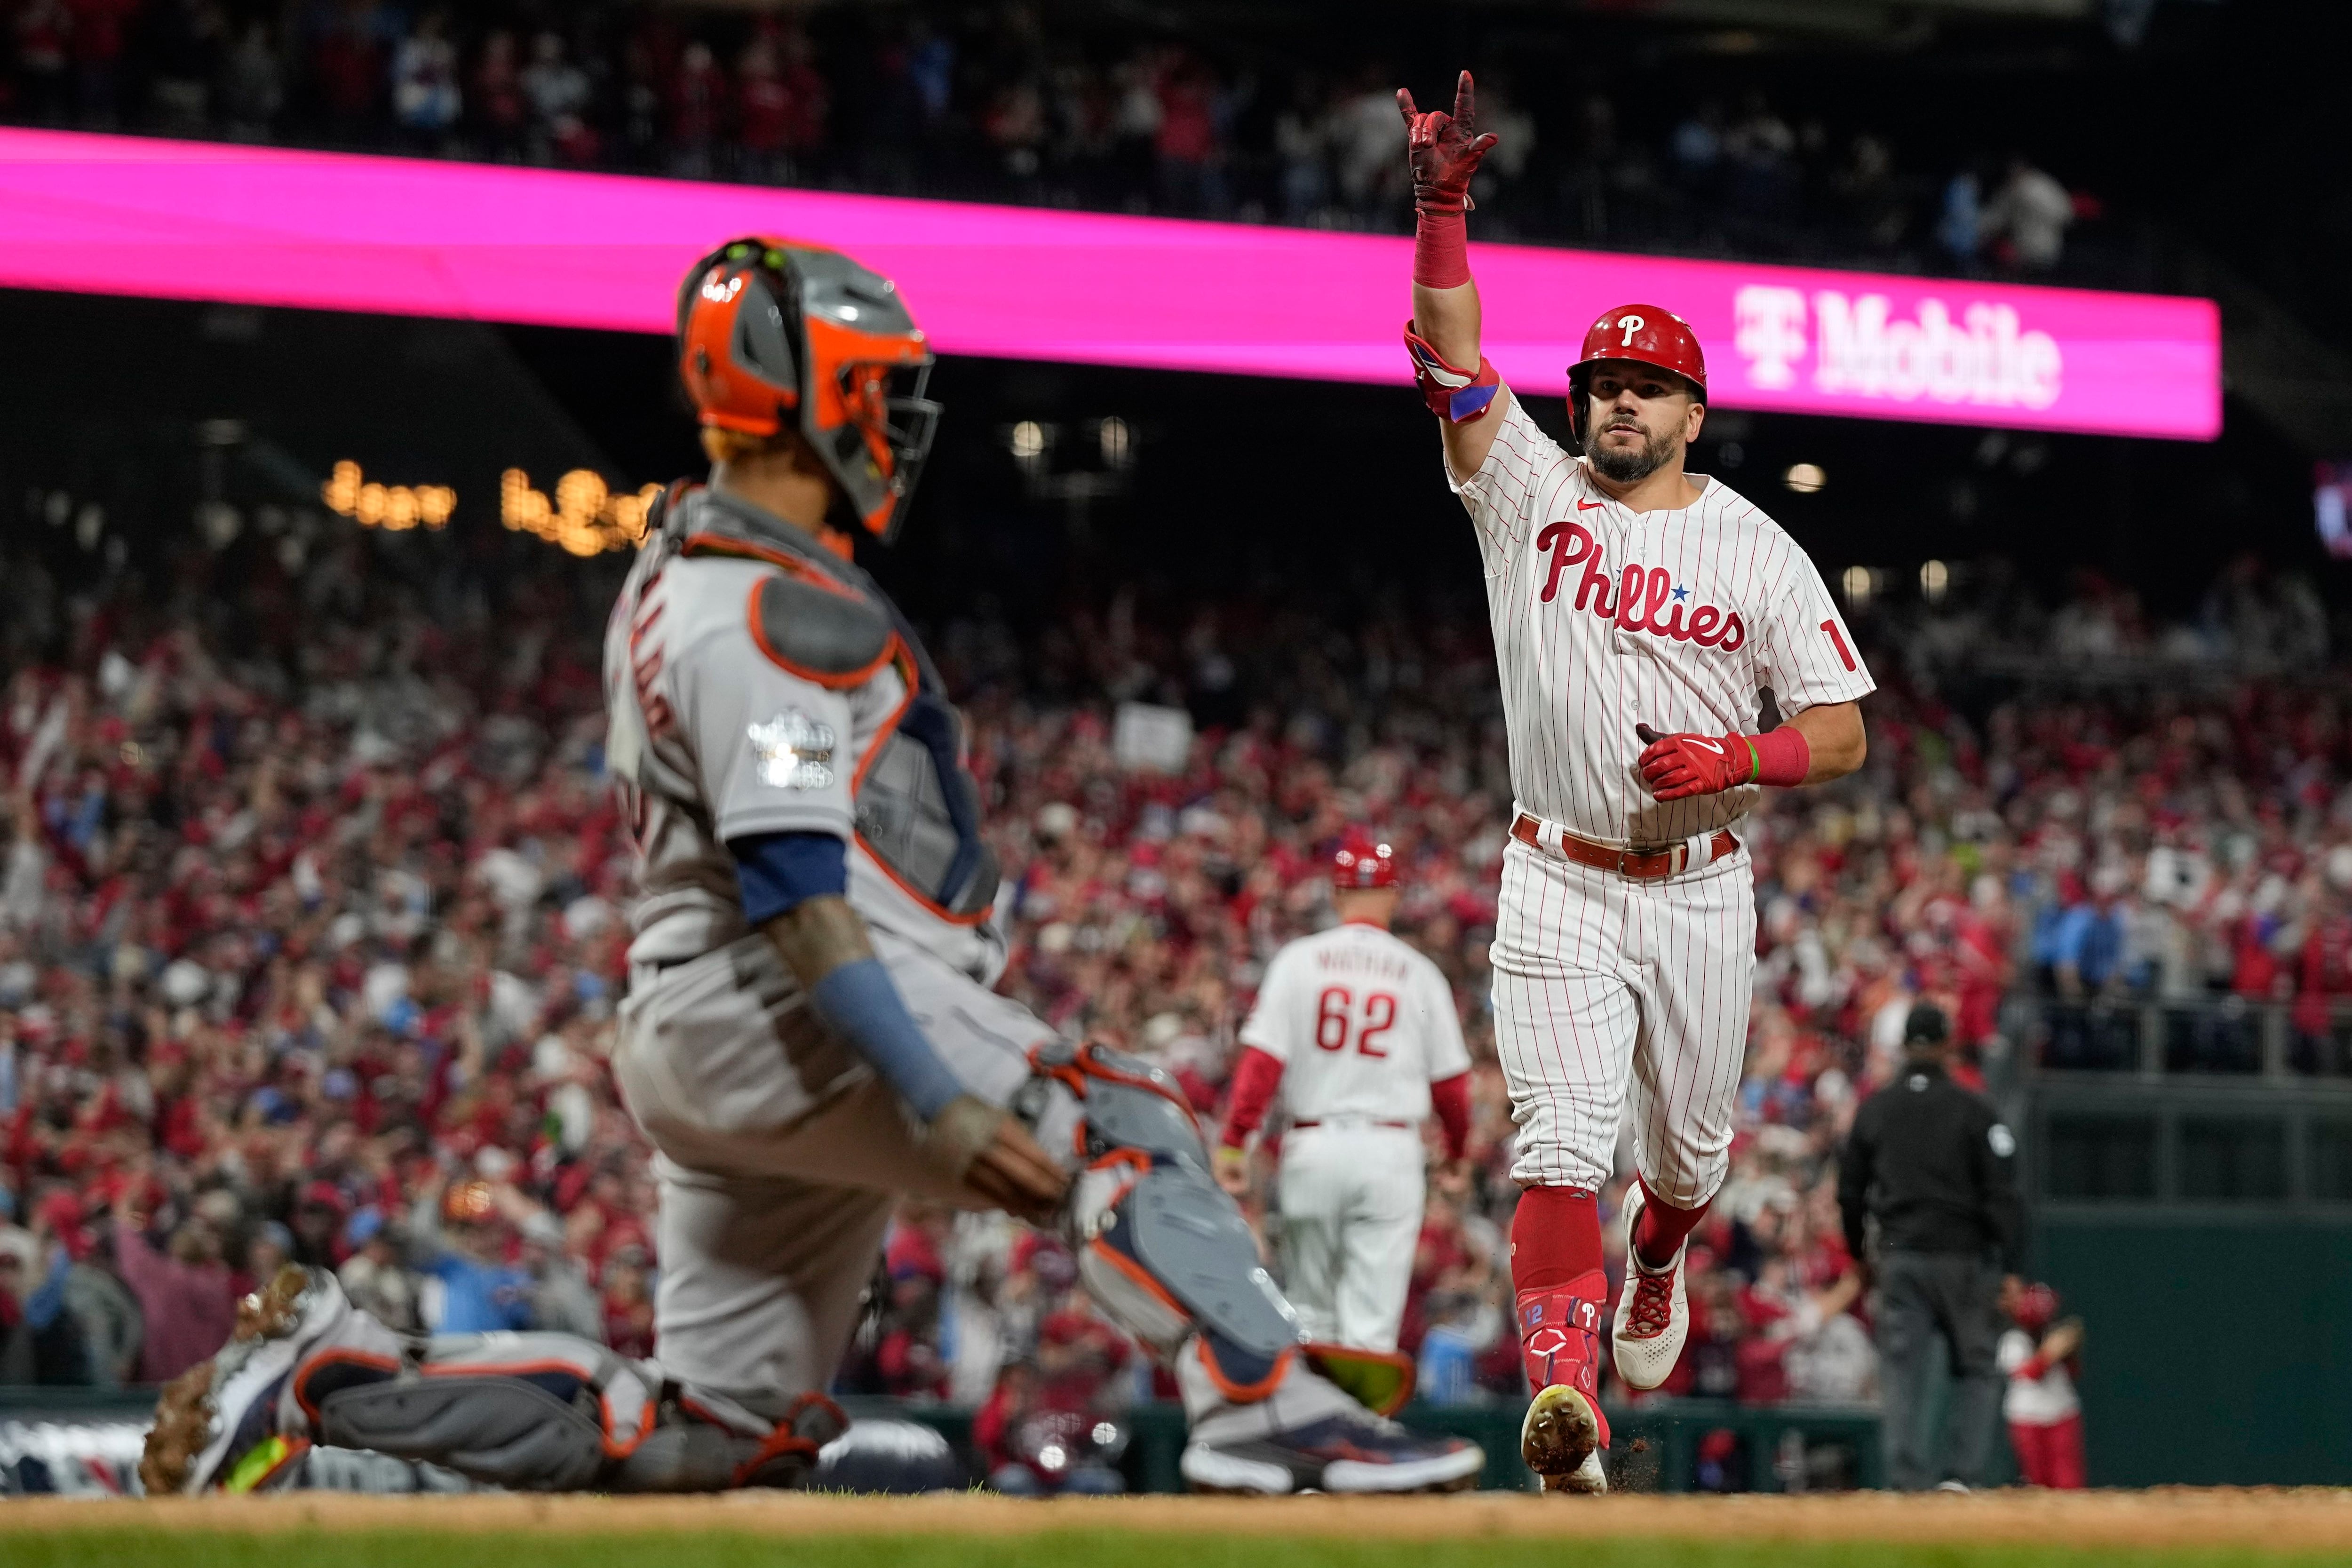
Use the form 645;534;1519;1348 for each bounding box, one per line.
730;830;849;927
809;959;965;1121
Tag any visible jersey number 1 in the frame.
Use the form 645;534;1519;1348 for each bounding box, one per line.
1316;987;1397;1057
1819;619;1857;673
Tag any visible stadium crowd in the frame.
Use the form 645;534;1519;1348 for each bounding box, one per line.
0;522;2337;1461
0;0;2095;279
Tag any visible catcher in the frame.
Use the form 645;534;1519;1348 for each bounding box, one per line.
141;238;1484;1497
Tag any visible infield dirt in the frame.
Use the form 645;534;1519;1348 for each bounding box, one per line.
2;1487;2348;1555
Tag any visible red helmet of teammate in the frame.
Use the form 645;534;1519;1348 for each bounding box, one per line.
2010;1282;2062;1335
1331;831;1399;891
1567;303;1707;450
675;235;942;542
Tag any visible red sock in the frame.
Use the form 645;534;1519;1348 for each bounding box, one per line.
1510;1186;1607;1414
1630;1178;1711;1271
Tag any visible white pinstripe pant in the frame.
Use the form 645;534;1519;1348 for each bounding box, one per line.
1490;836;1756;1203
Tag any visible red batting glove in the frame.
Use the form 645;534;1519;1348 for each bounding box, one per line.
1395;70;1499;216
1636;724;1749;801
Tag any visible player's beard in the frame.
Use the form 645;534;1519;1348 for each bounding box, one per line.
1588;420;1679;485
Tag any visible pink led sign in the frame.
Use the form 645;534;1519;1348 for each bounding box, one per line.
0;129;2219;439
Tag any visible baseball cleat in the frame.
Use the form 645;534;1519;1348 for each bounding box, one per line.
1180;1409;1485;1494
143;1264;380;1495
1611;1184;1691;1392
1520;1383;1607;1495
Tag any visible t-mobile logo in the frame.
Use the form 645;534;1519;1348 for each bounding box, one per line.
1733;286;1809;390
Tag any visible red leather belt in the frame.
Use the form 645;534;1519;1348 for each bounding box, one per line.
1291;1119;1413;1130
1510;812;1738;881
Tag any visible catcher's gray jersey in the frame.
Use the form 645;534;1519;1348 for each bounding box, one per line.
602;486;1003;981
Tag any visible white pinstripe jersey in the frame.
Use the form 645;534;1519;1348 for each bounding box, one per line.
1453;397;1875;847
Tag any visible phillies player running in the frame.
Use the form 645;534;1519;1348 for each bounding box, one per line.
1215;834;1474;1353
1396;75;1875;1493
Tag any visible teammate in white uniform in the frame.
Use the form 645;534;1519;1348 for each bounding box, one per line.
1394;76;1876;1493
1215;834;1473;1353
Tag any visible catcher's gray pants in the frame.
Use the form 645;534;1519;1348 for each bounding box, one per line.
611;929;1073;1417
1873;1250;2003;1491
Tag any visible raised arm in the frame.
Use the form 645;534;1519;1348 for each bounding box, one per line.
1400;72;1508;481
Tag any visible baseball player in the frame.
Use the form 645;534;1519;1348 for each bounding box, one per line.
143;238;1486;1498
1395;77;1876;1492
1215;833;1473;1353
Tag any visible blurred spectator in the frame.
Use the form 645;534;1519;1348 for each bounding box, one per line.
470;28;524;160
337;1208;423;1334
390;11;461;151
308;0;384;141
216;21;284;140
976;1299;1131;1495
412;1179;534;1335
31;1191;139;1386
109;1188;235;1384
1979;155;2074;272
520;32;595;167
1936;167;1982;269
668;39;726;179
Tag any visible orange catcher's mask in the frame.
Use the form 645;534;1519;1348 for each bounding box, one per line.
675;236;942;542
1567;303;1707;451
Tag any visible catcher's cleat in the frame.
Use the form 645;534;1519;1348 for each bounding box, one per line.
1180;1408;1485;1495
1521;1383;1607;1495
140;1265;401;1495
1611;1183;1692;1393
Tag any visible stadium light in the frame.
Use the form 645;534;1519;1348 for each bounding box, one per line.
1098;416;1133;470
501;468;662;556
322;460;454;531
1009;421;1048;462
1921;559;1951;602
1841;565;1876;605
1784;463;1827;493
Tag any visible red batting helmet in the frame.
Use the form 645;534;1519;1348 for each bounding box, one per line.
676;236;941;542
1332;831;1399;891
1568;303;1707;450
2010;1282;2061;1335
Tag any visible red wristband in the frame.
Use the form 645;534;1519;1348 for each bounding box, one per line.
1413;205;1470;289
1748;726;1811;788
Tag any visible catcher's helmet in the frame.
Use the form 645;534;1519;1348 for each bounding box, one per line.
1568;303;1707;450
676;236;941;542
1332;831;1399;891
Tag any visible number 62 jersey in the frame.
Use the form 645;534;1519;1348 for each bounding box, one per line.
1239;922;1471;1126
1455;398;1875;847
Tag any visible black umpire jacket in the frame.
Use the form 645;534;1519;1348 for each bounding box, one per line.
1837;1059;2024;1272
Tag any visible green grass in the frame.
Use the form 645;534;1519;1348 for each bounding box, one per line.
0;1535;2336;1568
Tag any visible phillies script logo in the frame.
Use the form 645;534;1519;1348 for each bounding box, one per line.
1533;520;1748;651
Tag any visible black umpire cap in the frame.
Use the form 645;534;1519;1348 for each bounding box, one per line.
1902;1003;1951;1049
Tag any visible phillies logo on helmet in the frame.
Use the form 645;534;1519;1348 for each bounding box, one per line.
1332;831;1399;890
1568;303;1707;447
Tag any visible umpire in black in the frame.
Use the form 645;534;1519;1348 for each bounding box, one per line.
1838;1003;2023;1491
